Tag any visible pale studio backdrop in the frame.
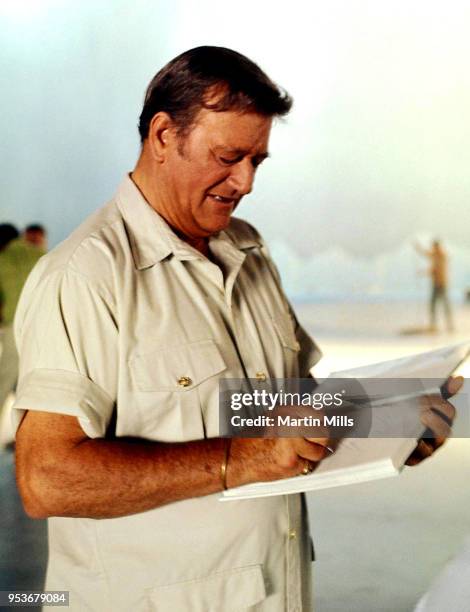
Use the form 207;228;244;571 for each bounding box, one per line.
2;0;470;300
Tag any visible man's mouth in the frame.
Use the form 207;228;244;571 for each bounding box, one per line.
208;194;237;206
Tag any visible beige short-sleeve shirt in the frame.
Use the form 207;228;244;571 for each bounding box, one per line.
14;176;322;612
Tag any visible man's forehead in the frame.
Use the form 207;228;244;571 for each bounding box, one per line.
193;107;272;149
195;105;272;125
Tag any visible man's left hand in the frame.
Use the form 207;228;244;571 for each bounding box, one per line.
406;375;464;466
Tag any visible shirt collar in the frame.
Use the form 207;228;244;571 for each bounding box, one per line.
218;219;263;251
115;174;262;270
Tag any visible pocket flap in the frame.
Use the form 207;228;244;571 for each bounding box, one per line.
146;564;266;611
272;315;301;352
130;339;227;392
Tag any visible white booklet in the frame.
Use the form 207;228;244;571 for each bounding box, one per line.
222;342;470;501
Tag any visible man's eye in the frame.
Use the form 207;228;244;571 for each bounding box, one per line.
219;157;239;165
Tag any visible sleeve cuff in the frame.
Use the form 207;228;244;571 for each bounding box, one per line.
12;368;115;438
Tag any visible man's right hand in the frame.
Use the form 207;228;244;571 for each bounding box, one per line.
227;436;333;488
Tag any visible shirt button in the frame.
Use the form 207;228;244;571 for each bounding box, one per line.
255;372;266;382
177;376;192;387
288;528;297;540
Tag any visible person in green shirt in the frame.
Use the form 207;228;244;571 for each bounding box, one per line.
0;223;46;437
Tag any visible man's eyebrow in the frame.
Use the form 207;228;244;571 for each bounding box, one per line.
214;147;270;160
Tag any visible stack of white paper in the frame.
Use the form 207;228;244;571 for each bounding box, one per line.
222;342;470;501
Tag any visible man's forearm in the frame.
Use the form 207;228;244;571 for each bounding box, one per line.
16;411;329;519
52;437;227;518
16;413;232;519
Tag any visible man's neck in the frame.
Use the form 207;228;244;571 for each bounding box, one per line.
130;168;211;259
183;236;210;258
130;164;161;213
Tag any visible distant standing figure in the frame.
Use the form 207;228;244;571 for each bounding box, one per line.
0;224;47;426
414;239;454;332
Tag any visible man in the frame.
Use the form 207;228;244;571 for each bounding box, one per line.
0;223;46;434
0;223;20;322
414;239;454;332
14;47;459;611
24;223;47;250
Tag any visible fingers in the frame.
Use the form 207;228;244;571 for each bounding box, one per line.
420;395;454;444
442;375;464;399
293;438;331;463
421;394;456;426
420;409;452;440
407;389;458;467
409;387;459;466
416;439;435;458
406;440;435;466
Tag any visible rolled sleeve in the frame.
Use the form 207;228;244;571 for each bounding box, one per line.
13;368;114;438
13;265;118;438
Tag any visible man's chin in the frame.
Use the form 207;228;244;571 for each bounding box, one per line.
202;213;233;235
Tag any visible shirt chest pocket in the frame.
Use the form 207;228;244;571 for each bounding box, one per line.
272;315;300;352
271;314;301;378
129;339;227;442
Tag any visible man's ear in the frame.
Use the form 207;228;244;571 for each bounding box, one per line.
147;112;175;162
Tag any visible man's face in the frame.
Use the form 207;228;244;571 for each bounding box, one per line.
160;108;272;239
25;230;46;249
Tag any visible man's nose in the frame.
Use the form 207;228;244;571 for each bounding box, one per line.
227;160;255;195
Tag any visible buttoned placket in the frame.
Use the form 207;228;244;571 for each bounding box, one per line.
189;245;251;381
207;240;303;611
286;494;303;612
209;238;271;382
196;242;302;611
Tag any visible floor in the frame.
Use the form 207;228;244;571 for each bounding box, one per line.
302;303;470;611
0;448;47;612
308;436;470;611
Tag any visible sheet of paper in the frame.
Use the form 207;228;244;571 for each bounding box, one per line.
326;341;470;380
